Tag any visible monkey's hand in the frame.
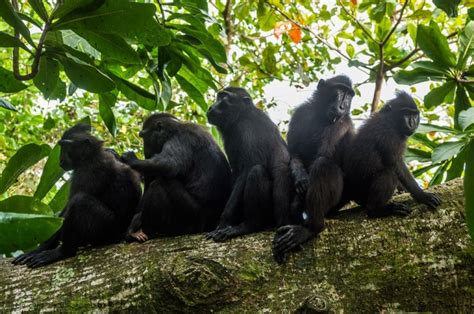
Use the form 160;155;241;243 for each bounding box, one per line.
272;225;313;264
414;192;441;209
121;151;138;164
294;172;309;195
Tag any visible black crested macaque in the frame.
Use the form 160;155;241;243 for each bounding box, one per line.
343;91;441;217
12;124;141;268
273;91;442;263
273;75;355;263
122;113;231;241
206;87;292;242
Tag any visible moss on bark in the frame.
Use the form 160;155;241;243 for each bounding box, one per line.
0;178;473;312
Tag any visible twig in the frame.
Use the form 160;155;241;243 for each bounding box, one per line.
337;0;377;44
381;0;409;46
265;1;374;73
156;0;166;24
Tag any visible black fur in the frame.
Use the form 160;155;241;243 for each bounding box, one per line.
206;86;292;242
273;75;355;263
122;113;231;240
12;123;142;268
343;91;441;217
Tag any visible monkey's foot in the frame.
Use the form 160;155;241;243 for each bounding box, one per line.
11;251;39;266
25;247;73;268
272;225;313;264
206;224;250;242
368;202;412;218
128;229;149;242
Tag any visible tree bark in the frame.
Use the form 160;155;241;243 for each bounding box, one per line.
0;178;473;312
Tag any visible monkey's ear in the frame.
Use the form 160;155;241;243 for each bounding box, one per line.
317;79;326;90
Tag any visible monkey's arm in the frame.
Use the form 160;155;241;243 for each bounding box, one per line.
217;174;246;228
396;160;441;208
290;157;309;195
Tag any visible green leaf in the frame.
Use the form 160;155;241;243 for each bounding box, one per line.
28;0;49;21
429;159;450;186
0;66;27;93
416;123;458;134
433;0;461;17
51;0;101;20
0;212;63;254
54;0;171;47
176;74;207;110
0;144;51;194
49;79;67;102
469;8;474;20
431;141;465;163
405;147;431;162
393;67;445;85
0;0;33;45
464;141;474;241
99;92;117;136
423;81;456;109
454;86;471;130
417;21;456;69
74;30;141;64
346;44;355;58
412;61;450;75
49;181;70;213
174;25;226;63
33;57;60;99
0;98;17;111
60;55;115;93
160;71;172;110
110;74;156;110
458;21;474;69
34;145;65;200
446;149;465;181
459;107;474;131
0;31;30;51
0;196;53;215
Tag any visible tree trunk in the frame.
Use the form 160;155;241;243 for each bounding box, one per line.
0;178;472;312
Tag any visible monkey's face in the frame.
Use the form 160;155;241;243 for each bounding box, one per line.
207;89;248;128
58;135;100;170
326;87;354;123
397;109;420;136
140;118;176;158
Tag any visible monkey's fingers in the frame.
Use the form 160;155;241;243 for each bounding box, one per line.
392;204;412;216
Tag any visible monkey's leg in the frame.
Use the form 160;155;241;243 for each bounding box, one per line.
211;165;272;242
12;229;61;265
272;162;292;227
273;157;344;263
26;193;118;268
365;171;411;218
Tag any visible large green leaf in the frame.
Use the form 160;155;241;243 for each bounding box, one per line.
33;57;60;99
53;0;171;47
411;61;450;75
0;196;53;215
60;55;115;93
99;92;117;136
74;30;141;64
34;145;65;200
405;148;431;162
110;74;156;110
174;25;226;63
0;144;51;194
51;0;101;20
28;0;49;21
49;181;70;213
0;31;30;51
423;81;456;109
416;123;458;134
0;0;33;45
454;86;471;130
446;149;466;181
465;141;474;241
0;66;27;93
417;21;456;69
459;107;474;131
0;98;17;111
175;74;207;110
0;212;63;254
458;21;474;69
393;67;445;85
431;141;465;163
433;0;461;17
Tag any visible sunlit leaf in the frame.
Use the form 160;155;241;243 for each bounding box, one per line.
34;145;64;200
459;107;474;131
432;141;465;163
423;81;456;109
